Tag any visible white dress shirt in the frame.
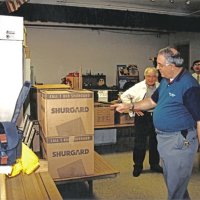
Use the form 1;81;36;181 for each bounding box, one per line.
120;80;159;116
192;73;200;84
120;80;159;103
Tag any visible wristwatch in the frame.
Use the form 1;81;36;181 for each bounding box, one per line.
128;102;134;117
129;102;134;110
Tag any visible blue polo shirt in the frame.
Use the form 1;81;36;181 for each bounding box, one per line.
151;69;200;132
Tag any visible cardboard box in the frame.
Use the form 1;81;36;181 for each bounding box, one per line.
67;76;79;89
94;103;114;127
115;113;134;124
30;84;70;120
41;133;94;179
40;90;94;137
93;89;119;102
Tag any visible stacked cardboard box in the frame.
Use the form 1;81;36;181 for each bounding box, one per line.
115;113;135;125
94;103;114;127
30;84;71;153
30;84;70;121
39;89;94;180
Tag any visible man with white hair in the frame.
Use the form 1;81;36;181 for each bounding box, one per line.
120;67;162;177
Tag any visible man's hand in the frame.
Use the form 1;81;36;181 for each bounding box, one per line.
135;110;144;116
110;103;131;113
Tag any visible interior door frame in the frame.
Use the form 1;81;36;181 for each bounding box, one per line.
175;43;190;70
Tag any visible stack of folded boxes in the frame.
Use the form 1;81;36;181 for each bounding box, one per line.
39;89;94;180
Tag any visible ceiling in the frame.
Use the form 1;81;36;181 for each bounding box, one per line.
1;0;200;32
27;0;200;17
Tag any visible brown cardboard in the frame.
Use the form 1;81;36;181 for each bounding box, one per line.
116;113;135;124
31;84;70;121
67;76;79;89
40;90;94;137
94;103;114;127
41;133;94;179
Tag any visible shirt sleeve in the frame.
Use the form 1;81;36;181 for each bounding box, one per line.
183;86;200;121
120;88;133;103
120;84;138;103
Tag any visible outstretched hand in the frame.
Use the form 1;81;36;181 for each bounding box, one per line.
111;103;144;116
110;103;131;113
135;110;144;116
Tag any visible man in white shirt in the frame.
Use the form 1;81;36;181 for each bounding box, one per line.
120;67;162;177
191;60;200;84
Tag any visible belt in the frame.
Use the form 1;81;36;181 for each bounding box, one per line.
155;127;196;136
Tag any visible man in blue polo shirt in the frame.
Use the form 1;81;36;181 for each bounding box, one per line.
112;47;200;200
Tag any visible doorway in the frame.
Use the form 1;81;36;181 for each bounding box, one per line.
175;43;190;70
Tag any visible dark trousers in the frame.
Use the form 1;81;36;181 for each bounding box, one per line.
133;112;160;168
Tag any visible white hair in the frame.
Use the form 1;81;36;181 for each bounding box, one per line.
144;67;158;77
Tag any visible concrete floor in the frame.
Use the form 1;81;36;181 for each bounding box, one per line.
57;150;200;200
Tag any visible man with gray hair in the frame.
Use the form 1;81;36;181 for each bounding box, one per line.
120;67;162;177
112;47;200;199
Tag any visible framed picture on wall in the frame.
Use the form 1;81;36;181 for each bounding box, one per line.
116;64;139;91
117;64;139;77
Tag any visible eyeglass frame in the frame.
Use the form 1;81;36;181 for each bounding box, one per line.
157;62;171;68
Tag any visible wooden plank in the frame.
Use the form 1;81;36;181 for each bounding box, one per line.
55;151;119;183
39;172;63;200
94;152;119;176
34;173;51;199
21;173;47;200
0;174;6;200
95;123;134;129
5;172;62;200
35;159;48;173
6;174;26;200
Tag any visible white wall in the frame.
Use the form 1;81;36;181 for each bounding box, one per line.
26;24;200;86
169;32;200;70
26;24;169;86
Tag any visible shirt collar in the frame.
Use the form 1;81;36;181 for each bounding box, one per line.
166;68;185;85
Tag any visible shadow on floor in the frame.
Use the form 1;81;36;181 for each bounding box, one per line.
56;133;200;200
57;182;95;200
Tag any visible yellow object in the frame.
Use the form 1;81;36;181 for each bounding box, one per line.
33;84;70;89
8;143;40;177
9;159;22;177
21;143;40;174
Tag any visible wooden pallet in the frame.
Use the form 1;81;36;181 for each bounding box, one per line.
5;172;62;200
55;151;120;195
54;151;119;182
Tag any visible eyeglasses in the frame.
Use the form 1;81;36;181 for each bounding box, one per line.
157;63;170;68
